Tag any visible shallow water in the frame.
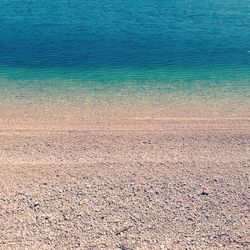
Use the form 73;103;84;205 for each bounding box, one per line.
0;0;250;116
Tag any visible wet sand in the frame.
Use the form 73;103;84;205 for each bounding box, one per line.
0;113;249;249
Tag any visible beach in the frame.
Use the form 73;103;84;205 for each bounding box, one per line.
0;109;249;249
1;0;250;248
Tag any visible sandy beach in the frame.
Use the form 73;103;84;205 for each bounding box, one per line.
0;110;249;249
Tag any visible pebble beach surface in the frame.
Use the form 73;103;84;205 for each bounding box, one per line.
0;116;249;249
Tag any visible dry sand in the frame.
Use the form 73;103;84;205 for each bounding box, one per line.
0;113;249;249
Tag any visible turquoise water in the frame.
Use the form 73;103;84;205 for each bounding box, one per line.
0;0;250;113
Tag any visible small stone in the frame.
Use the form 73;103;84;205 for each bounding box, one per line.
119;245;130;250
201;191;209;196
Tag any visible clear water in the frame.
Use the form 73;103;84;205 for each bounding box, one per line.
0;0;250;116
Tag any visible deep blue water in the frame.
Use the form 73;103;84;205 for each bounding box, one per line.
1;0;250;70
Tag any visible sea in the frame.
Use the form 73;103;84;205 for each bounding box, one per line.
0;0;250;117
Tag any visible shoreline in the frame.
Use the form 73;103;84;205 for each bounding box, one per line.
0;116;249;131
